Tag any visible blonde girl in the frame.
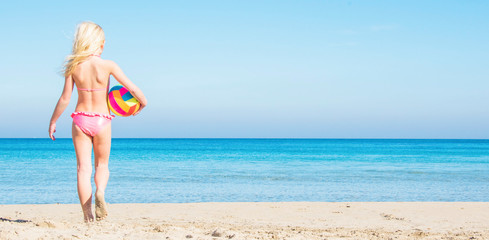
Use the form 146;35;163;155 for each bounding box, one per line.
49;22;147;222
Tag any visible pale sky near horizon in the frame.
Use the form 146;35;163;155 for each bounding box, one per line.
1;1;488;138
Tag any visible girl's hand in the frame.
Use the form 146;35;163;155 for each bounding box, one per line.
133;103;146;116
49;123;56;141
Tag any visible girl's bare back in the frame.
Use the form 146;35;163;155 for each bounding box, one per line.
72;56;112;114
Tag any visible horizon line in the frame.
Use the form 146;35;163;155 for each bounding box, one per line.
1;137;488;140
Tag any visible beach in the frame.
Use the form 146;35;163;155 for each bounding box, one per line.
1;202;488;239
2;139;489;239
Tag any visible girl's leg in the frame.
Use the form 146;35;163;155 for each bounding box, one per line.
93;122;111;220
72;123;94;222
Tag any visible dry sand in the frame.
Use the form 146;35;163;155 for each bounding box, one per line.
1;202;488;239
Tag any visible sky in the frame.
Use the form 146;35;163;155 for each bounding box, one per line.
0;0;488;138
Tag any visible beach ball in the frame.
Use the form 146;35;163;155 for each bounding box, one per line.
108;85;140;117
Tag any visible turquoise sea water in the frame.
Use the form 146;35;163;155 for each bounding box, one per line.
1;138;488;204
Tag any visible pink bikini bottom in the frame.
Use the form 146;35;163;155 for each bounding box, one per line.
71;112;115;137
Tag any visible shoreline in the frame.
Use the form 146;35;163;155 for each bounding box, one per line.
1;202;489;239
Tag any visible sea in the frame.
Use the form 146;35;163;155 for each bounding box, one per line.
1;138;488;204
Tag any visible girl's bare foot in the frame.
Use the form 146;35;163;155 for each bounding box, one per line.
95;190;108;221
81;200;94;222
84;212;94;223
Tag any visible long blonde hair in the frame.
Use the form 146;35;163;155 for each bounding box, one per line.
63;22;105;77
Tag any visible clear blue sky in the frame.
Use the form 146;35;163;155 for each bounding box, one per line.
1;1;488;138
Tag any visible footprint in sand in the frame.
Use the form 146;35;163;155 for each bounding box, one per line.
95;191;108;221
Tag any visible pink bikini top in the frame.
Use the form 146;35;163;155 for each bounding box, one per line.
78;87;107;91
77;54;109;92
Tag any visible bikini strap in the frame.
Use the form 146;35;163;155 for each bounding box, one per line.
78;88;106;91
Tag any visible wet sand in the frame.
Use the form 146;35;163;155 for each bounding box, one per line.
1;202;488;239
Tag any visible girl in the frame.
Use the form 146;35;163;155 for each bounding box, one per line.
48;22;147;222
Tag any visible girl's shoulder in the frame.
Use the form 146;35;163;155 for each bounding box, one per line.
98;58;118;72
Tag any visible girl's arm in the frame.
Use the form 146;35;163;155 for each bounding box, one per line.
109;61;148;115
48;75;74;140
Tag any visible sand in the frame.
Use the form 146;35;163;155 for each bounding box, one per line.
1;202;488;239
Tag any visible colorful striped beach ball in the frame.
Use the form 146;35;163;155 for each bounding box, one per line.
108;85;140;117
